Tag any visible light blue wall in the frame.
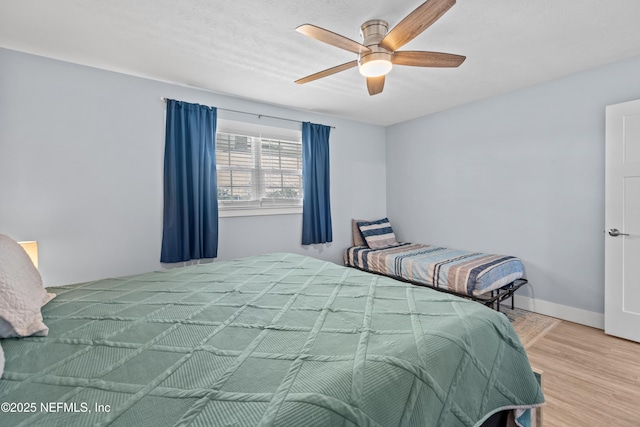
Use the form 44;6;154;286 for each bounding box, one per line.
4;46;640;314
386;55;640;314
0;48;387;286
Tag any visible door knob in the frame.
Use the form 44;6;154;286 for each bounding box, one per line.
608;228;630;237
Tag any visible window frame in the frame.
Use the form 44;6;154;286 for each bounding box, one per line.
216;119;303;217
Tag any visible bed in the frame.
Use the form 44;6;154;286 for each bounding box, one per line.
345;219;528;310
0;252;542;427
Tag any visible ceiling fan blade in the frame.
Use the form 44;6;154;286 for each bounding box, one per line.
296;24;371;54
295;60;358;85
392;51;465;67
366;76;385;96
380;0;456;52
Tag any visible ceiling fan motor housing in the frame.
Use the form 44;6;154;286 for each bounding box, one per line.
358;20;392;75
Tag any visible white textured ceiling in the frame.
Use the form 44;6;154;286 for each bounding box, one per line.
2;0;640;126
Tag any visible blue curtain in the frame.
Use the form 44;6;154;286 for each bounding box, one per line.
301;122;332;245
160;99;218;263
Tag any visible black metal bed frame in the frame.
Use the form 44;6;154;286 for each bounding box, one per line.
347;264;527;311
469;279;527;311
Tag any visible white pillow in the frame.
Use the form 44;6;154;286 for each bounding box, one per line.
0;234;56;338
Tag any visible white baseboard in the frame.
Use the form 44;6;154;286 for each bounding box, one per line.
513;295;604;330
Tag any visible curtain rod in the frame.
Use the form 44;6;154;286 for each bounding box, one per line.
161;97;335;129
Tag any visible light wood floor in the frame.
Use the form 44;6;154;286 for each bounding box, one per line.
526;320;640;427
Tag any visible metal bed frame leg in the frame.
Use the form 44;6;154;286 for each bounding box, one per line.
474;280;527;312
490;286;517;313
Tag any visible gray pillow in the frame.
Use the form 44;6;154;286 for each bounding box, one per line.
351;219;367;247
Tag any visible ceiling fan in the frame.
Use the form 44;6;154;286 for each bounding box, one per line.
294;0;465;96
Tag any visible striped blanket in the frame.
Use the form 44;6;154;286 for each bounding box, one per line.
344;243;525;296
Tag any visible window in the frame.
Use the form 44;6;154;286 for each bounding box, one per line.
216;119;302;216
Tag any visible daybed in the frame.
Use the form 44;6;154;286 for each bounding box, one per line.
345;219;528;311
0;250;542;426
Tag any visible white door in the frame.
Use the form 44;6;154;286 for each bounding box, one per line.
605;98;640;343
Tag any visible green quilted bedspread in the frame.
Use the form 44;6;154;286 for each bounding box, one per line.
0;253;543;426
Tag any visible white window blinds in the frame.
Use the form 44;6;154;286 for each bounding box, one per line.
215;119;302;212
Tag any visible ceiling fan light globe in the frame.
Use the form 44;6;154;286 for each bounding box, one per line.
359;59;392;77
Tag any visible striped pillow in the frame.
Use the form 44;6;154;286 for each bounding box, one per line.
357;218;398;249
